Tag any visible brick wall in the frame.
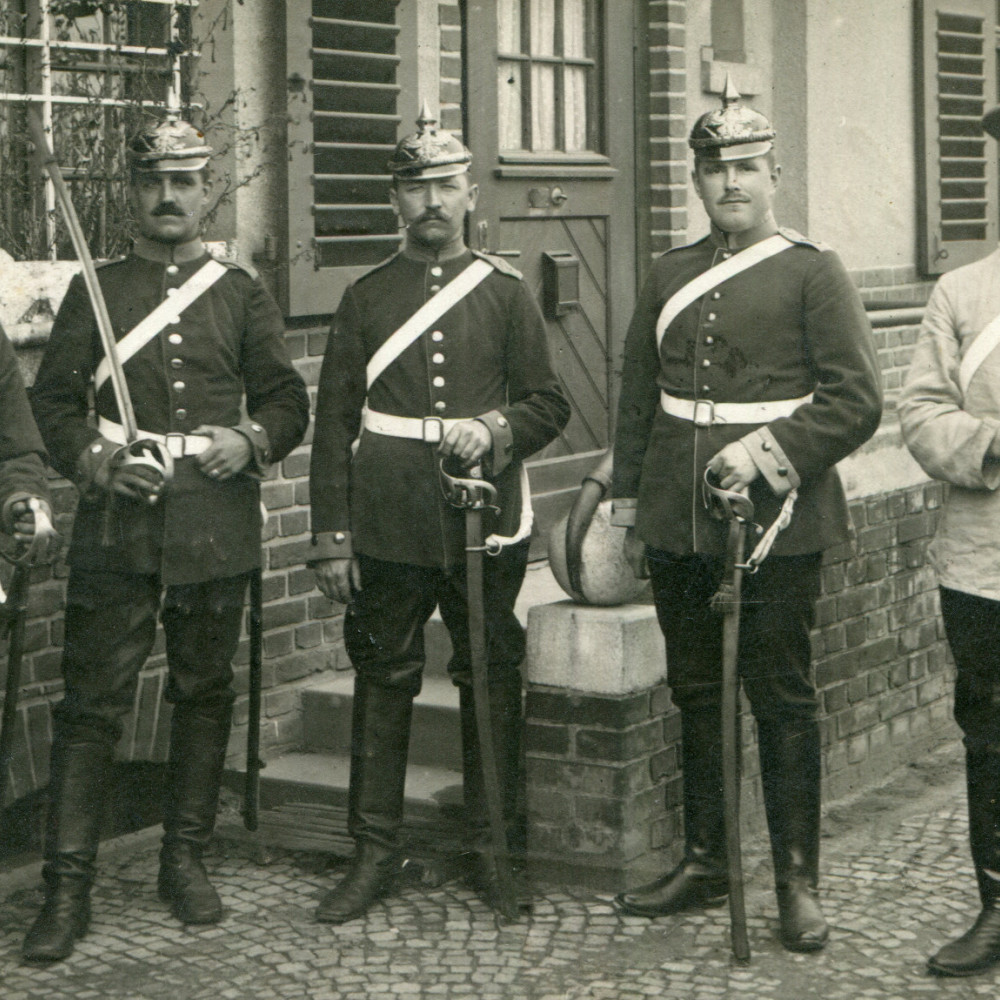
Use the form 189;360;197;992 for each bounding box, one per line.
524;474;955;891
438;1;463;134
648;0;689;256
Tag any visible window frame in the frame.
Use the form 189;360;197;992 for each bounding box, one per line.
494;0;609;169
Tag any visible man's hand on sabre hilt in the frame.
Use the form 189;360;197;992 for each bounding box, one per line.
3;497;60;564
706;440;760;493
438;419;492;466
313;557;361;605
94;440;173;505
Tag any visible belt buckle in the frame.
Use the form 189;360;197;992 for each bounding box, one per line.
692;399;716;428
164;432;186;458
422;417;444;444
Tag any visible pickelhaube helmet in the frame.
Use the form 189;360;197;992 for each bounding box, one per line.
127;114;212;173
688;73;775;162
387;100;472;180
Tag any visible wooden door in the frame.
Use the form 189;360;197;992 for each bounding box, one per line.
463;0;639;549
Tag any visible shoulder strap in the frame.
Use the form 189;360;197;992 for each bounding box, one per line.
655;234;794;351
94;258;228;393
366;257;493;390
959;311;1000;396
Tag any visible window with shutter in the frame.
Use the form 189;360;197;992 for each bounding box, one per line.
916;0;998;275
286;0;403;317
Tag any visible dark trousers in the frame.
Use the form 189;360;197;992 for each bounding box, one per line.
940;586;1000;752
344;545;529;694
56;568;249;740
647;549;822;721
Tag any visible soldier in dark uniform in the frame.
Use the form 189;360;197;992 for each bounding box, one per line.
308;105;569;923
23;118;309;962
610;80;882;951
0;327;55;554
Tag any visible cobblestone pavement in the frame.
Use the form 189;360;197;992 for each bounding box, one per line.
1;740;998;1000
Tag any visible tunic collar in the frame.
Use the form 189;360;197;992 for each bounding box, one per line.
708;220;780;252
131;234;206;266
400;238;470;264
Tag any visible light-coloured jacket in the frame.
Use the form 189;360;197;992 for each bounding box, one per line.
899;247;1000;599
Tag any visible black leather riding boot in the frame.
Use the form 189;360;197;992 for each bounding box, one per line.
615;706;729;917
928;746;1000;976
22;720;115;963
459;676;530;910
758;718;829;952
157;699;232;925
316;678;413;924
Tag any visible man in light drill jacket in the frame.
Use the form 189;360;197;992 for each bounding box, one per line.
899;103;1000;980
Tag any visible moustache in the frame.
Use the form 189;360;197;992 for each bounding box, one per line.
412;211;449;225
152;204;188;217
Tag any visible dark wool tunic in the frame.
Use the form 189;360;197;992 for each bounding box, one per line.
310;249;570;569
31;250;310;585
613;229;883;557
0;325;50;516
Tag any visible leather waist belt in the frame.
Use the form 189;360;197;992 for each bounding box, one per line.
363;408;463;444
660;392;813;427
98;416;212;458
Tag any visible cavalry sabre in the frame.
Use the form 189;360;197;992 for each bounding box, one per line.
27;109;172;496
704;470;757;963
242;563;264;831
441;458;520;922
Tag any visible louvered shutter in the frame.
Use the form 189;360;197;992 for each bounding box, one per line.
286;0;402;317
916;0;998;275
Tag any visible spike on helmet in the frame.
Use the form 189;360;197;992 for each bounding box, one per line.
127;115;212;173
387;100;472;180
688;73;775;162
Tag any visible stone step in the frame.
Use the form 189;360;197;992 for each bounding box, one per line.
220;563;568;859
220;751;465;858
301;561;566;765
301;674;463;770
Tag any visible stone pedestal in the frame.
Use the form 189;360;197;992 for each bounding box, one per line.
524;600;682;891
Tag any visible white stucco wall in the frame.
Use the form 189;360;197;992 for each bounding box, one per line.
804;0;916;271
682;1;917;273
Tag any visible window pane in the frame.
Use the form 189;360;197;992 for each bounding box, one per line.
564;66;588;152
498;59;523;149
531;63;556;150
530;0;556;57
563;0;586;58
498;0;522;53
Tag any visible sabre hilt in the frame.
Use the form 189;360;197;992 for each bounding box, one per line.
702;467;756;524
111;438;176;501
439;458;500;513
